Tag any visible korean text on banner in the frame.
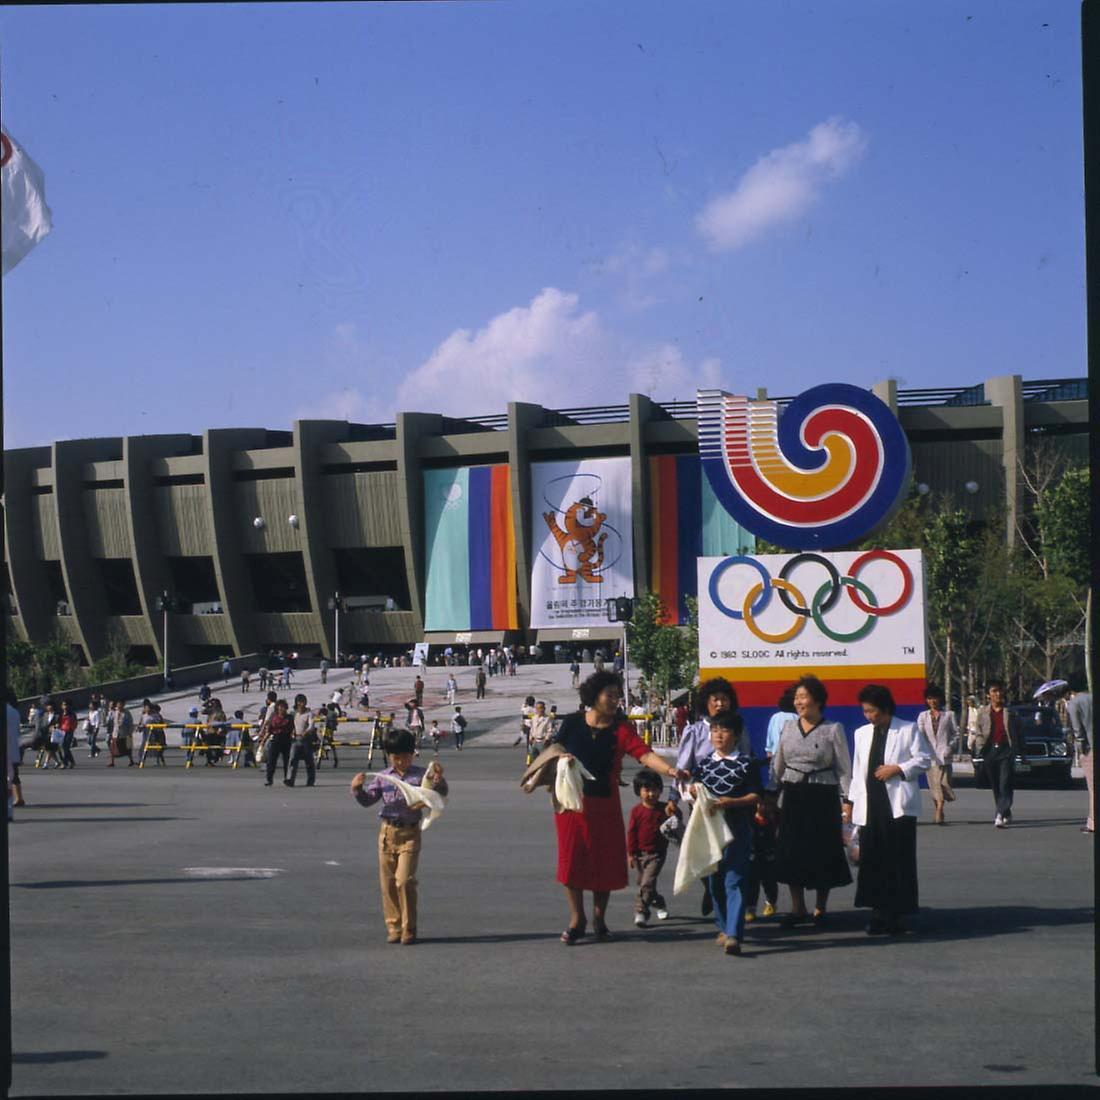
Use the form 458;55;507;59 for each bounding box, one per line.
529;458;633;630
1;128;53;275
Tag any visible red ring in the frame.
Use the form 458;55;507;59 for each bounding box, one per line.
846;549;913;616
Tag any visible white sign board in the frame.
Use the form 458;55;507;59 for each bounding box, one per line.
698;550;925;671
529;458;634;629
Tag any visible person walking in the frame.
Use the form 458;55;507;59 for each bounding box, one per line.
971;680;1023;828
263;700;294;786
241;668;252;694
320;657;330;685
524;670;690;944
916;684;958;825
321;700;341;768
84;694;106;758
1060;679;1094;833
7;690;25;809
475;667;487;700
627;768;681;928
109;700;136;767
446;674;457;705
451;706;467;750
58;701;79;769
222;658;233;683
768;675;852;928
570;658;581;689
845;684;932;935
414;675;425;708
286;701;319;787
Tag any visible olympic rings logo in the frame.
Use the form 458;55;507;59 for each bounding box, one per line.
708;550;914;644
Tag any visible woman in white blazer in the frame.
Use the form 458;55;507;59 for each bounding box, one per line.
915;684;958;825
843;684;932;936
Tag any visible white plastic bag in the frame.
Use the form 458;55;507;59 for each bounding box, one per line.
673;785;733;895
554;755;596;813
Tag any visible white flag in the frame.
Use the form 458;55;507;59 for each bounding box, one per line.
1;127;53;275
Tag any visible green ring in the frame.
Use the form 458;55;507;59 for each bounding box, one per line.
812;577;877;642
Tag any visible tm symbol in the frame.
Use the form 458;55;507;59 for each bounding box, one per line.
903;646;915;655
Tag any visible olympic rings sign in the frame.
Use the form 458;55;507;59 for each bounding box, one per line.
707;550;914;645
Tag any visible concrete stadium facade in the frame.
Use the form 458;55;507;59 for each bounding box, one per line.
3;374;1087;667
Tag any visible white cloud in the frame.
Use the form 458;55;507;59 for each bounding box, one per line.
394;287;619;414
299;291;728;424
695;116;867;251
293;322;393;424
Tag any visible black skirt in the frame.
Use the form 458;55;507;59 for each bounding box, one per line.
775;782;852;890
855;813;919;914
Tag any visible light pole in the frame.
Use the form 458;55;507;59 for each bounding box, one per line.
154;591;177;690
327;592;346;665
607;596;634;704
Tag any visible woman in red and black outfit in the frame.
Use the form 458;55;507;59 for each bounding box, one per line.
550;670;690;944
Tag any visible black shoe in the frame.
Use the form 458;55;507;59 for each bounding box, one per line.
264;780;273;786
306;781;315;787
886;917;907;936
701;891;714;917
593;922;615;942
283;778;294;787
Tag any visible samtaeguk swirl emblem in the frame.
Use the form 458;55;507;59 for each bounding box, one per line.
698;383;912;550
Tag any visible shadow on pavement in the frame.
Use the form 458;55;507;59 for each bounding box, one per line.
13;876;267;889
13;1050;107;1064
14;816;194;824
14;802;151;810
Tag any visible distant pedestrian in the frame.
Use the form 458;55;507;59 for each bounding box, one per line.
241;668;252;693
222;659;233;683
258;667;269;692
285;700;318;787
145;705;167;766
475;667;487;700
451;706;467;750
263;700;294;786
971;680;1022;828
58;701;78;769
414;675;424;708
109;700;135;767
1060;679;1094;833
446;674;457;705
7;690;25;809
199;683;211;706
570;658;580;688
320;657;330;685
916;685;958;825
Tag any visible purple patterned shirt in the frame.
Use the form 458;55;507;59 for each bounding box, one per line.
352;764;449;827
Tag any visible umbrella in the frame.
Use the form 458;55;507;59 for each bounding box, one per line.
1033;679;1068;699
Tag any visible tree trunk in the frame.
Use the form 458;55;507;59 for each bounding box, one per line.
944;630;953;723
1087;587;1094;696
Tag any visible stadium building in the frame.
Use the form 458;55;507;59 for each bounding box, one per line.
3;374;1087;669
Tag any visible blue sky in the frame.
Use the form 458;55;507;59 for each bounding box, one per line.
0;0;1084;447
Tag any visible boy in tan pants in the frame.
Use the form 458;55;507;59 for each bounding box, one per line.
350;729;448;944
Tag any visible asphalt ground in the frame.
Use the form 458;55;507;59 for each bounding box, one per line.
8;670;1098;1094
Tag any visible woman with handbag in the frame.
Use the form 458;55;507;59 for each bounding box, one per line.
916;685;958;824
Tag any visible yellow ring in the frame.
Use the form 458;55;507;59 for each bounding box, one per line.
742;579;808;644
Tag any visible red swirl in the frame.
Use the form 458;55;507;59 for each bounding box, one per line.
725;407;883;525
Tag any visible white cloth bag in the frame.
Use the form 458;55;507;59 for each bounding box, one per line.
673;784;733;896
362;770;447;831
554;756;596;813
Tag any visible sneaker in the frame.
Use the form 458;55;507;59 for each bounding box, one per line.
762;902;776;918
1000;816;1010;827
633;913;647;927
994;814;1004;827
744;909;756;923
655;907;669;920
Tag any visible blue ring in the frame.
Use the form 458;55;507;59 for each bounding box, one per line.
708;555;772;621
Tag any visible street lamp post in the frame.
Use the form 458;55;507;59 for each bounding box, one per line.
607;596;634;704
327;592;346;665
154;591;177;691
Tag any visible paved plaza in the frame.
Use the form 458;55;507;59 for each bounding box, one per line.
8;665;1098;1093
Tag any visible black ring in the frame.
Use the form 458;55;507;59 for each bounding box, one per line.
778;553;842;617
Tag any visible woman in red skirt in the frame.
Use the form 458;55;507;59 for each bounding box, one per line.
551;670;690;944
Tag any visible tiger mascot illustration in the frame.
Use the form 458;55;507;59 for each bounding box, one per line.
543;495;608;584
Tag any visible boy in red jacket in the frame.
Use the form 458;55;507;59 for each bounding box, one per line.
627;769;682;927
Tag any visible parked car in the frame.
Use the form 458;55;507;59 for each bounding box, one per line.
972;704;1074;788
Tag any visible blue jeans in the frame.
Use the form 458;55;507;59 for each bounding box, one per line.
706;826;752;941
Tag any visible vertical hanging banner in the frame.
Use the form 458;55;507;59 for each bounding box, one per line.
1;128;53;275
698;550;926;747
650;454;755;624
530;458;633;629
423;465;518;632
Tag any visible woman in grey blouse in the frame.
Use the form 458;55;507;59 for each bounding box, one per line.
769;675;852;927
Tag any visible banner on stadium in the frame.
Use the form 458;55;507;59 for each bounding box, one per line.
423;465;518;632
697;548;926;715
530;458;633;630
649;454;754;625
1;128;53;275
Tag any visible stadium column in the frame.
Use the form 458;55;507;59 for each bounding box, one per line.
628;394;654;600
52;438;123;663
202;429;269;657
506;402;544;637
292;420;348;659
123;435;196;667
871;379;898;414
984;374;1024;547
3;446;53;644
395;413;441;638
